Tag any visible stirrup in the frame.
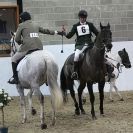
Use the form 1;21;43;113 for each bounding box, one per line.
71;72;78;80
8;77;18;84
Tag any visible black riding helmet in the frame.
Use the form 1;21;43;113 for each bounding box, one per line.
20;11;31;22
78;10;88;18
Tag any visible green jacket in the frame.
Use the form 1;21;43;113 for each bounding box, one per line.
65;22;99;50
15;20;55;52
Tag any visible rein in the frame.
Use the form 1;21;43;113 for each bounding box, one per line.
11;37;17;54
106;55;122;73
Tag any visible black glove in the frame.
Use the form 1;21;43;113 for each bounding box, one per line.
57;31;66;36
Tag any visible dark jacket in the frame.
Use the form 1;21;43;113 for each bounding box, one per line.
65;22;99;50
15;20;55;52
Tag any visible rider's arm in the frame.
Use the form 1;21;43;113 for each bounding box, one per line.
39;27;56;35
15;24;22;45
65;25;76;39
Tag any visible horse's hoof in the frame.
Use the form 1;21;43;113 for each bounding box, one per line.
31;107;37;116
110;99;114;102
92;116;97;120
41;123;47;129
100;113;105;117
75;109;80;115
81;110;86;115
51;117;56;126
22;119;26;124
120;98;124;101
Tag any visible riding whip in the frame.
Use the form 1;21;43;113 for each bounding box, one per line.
61;25;65;53
61;34;64;53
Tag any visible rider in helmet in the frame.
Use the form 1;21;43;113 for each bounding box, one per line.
8;11;61;84
62;10;99;80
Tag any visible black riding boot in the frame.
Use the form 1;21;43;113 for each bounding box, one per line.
71;62;79;80
8;62;18;84
106;64;115;82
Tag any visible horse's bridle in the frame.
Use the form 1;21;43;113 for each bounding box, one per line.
11;36;17;54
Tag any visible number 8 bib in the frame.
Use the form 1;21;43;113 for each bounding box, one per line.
77;24;90;36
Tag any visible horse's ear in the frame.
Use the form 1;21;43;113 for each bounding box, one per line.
107;22;110;29
123;48;126;52
10;31;14;36
100;22;103;29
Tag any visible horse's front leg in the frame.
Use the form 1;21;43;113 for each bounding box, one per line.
34;88;47;129
78;82;86;114
98;81;105;116
27;89;36;115
69;86;80;115
17;86;27;123
87;82;96;120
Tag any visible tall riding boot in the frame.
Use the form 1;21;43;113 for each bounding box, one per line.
8;62;18;84
71;62;79;80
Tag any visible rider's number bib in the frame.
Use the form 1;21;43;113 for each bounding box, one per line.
77;24;90;36
30;33;39;38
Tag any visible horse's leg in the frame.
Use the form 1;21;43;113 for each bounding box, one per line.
98;81;105;116
17;85;27;123
27;89;37;115
109;80;114;101
78;82;86;114
69;80;80;115
50;97;56;126
82;92;87;105
113;81;124;101
87;82;96;120
34;87;47;129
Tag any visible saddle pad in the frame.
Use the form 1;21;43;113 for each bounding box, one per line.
17;56;27;71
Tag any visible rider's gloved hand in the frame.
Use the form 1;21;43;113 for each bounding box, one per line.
55;31;66;36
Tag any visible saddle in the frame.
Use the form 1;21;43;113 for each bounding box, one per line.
17;49;40;71
79;45;93;62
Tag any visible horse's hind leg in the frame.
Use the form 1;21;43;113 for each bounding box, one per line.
98;81;105;116
114;84;124;101
34;88;47;129
17;86;27;123
27;89;36;115
78;82;86;114
109;81;114;101
87;82;96;120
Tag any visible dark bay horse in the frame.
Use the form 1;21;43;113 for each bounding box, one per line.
60;23;112;119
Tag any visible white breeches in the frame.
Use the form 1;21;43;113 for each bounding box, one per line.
74;45;88;62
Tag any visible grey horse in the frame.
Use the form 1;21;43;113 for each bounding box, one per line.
10;32;63;129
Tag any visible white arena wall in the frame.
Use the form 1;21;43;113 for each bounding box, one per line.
0;41;133;96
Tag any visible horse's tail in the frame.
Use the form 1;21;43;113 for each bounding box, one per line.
60;65;68;103
46;59;63;110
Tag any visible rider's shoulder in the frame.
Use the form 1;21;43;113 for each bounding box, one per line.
73;22;80;27
18;20;32;27
86;21;94;26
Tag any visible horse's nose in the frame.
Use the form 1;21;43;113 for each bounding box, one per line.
126;64;131;68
